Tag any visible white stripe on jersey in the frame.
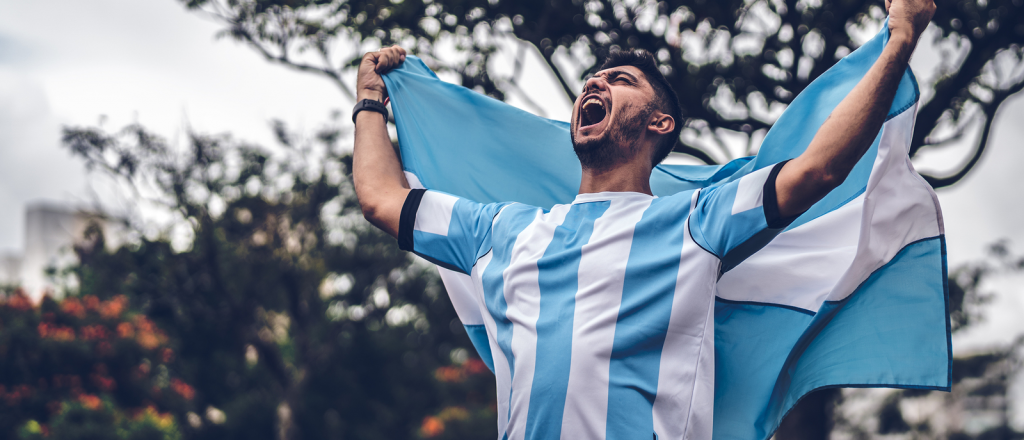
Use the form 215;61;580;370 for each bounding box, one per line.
559;196;652;439
731;164;773;215
469;250;513;438
414;191;459;236
504;205;572;440
437;267;484;325
653;192;720;439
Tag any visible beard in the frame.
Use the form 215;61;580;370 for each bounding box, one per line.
571;103;651;171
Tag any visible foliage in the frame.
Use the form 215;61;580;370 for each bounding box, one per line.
61;117;496;439
0;289;184;440
417;359;496;439
179;0;1023;187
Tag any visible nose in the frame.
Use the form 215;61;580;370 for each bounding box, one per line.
582;75;608;96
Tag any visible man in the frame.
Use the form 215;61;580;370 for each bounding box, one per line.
352;0;935;436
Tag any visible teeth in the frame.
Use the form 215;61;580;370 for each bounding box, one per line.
583;98;603;108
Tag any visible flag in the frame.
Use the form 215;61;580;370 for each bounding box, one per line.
382;21;949;440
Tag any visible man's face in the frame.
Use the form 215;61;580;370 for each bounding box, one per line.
570;65;656;170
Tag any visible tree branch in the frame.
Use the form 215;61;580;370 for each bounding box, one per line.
920;107;996;188
539;48;579;103
233;25;356;101
672;141;718;165
922;82;1024;188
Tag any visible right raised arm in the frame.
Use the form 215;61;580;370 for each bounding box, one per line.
353;46;410;238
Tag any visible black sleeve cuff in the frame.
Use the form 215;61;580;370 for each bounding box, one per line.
398;189;426;252
763;160;799;229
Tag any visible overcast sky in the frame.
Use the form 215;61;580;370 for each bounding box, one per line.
1;0;1023;352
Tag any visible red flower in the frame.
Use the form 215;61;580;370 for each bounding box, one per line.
434;366;466;383
81;325;109;340
170;378;194;400
91;374;116;392
5;289;33;311
79;394;101;410
3;384;34;406
100;296;127;319
84;295;100;312
38;323;75;341
61;298;86;318
419;416;445;437
161;348;174;363
464;359;488;375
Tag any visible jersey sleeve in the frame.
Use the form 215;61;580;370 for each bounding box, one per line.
397;189;508;275
688;160;798;271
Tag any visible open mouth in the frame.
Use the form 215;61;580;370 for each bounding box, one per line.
579;96;607;129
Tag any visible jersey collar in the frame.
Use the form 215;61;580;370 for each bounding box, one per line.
571;191;656;205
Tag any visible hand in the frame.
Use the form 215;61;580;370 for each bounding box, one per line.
886;0;936;43
357;46;407;102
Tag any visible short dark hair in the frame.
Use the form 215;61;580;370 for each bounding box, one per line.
598;49;682;165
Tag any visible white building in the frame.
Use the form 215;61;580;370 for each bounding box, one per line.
0;201;120;301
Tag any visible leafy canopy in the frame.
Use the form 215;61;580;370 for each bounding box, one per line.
182;0;1023;187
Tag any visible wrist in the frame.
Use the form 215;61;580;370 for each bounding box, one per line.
888;27;917;47
357;89;385;102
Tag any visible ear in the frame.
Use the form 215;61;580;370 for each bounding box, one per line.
647;111;675;137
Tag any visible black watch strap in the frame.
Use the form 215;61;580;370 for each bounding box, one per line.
352;99;389;124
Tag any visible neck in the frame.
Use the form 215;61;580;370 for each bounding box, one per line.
578;157;653;195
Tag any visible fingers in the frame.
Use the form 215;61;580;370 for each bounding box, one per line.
374;45;408;74
362;51;382;72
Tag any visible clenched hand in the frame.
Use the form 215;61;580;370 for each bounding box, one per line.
356;45;407;103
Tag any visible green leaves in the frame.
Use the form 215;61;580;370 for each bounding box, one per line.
63;118;494;439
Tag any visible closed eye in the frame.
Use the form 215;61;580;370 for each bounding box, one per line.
580;70;638;93
608;72;636;85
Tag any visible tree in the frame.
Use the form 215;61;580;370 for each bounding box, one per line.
178;0;1022;187
61;118;496;439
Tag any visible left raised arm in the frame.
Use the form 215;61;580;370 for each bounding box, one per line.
775;0;935;218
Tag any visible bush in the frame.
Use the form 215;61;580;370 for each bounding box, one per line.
0;289;187;439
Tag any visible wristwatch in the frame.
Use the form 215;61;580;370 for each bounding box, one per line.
352;99;389;124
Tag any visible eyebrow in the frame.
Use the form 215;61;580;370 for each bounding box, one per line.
582;69;639;90
603;70;638;82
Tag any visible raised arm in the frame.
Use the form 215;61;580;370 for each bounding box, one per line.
775;0;935;218
354;46;410;238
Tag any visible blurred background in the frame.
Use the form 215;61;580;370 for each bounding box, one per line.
0;0;1022;438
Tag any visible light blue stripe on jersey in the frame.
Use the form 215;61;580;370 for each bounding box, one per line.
689;183;771;259
605;193;693;439
480;204;544;427
525;201;610;438
464;324;494;372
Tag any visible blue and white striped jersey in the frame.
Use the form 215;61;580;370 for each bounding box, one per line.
398;161;793;440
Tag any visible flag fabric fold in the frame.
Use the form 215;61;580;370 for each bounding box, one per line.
382;21;949;440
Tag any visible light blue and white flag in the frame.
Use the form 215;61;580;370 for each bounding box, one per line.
383;22;950;440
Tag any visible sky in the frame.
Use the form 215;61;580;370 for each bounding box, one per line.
0;0;1022;352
